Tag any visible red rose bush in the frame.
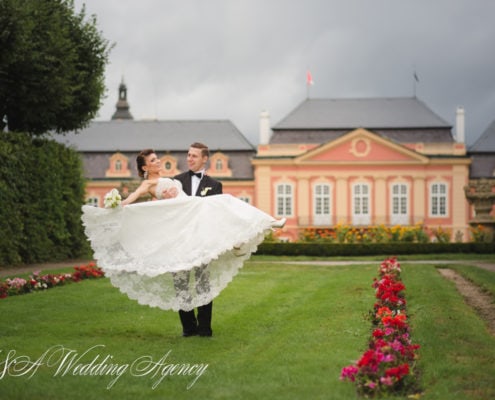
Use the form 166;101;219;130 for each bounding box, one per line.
340;257;420;397
0;262;104;299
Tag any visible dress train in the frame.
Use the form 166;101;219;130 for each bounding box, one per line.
81;190;277;311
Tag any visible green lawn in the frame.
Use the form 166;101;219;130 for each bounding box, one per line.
1;259;494;400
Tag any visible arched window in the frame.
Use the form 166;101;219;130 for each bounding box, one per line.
313;183;331;225
352;183;371;225
391;183;409;225
430;182;448;217
276;183;293;217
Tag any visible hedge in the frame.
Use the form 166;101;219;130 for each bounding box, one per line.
256;242;495;257
0;131;90;265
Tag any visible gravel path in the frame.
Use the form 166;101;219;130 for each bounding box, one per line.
0;259;93;278
438;268;495;335
1;259;494;277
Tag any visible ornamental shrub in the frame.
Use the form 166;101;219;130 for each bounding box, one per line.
0;132;90;265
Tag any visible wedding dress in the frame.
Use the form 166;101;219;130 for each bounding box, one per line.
81;178;278;311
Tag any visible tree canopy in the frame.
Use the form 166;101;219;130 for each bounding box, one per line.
0;0;112;135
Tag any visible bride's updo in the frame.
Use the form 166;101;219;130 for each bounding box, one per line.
136;149;155;178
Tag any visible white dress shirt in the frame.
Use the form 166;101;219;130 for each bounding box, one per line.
191;170;204;195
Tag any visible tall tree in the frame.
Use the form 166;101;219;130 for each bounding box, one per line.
0;0;112;135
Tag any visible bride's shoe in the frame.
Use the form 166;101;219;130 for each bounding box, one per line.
233;243;247;257
271;218;286;228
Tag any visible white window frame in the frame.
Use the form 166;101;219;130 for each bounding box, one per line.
86;197;99;207
313;183;331;225
430;182;448;217
352;183;371;225
275;183;293;217
239;196;251;204
390;183;409;225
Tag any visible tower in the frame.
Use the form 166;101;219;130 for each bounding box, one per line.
111;78;133;120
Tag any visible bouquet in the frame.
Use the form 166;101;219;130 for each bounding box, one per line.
103;188;122;209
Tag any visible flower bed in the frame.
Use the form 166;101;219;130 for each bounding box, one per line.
0;262;104;299
340;257;421;397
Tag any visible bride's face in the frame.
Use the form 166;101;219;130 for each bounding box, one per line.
145;153;162;174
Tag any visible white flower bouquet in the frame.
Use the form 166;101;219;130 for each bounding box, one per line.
103;188;122;209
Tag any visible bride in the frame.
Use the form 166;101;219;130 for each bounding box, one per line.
81;148;285;312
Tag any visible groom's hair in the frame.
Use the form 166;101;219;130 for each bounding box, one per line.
190;142;209;158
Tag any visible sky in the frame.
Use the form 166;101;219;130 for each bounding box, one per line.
74;0;495;147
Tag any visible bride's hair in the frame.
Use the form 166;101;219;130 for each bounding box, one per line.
136;149;155;178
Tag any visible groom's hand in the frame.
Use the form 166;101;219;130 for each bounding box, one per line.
162;187;178;199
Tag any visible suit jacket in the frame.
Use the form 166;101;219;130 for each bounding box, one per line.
174;171;223;197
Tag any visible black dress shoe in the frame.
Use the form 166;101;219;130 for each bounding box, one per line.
182;330;198;337
198;329;212;337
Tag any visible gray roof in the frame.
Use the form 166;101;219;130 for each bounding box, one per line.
269;128;454;144
469;119;495;153
52;120;255;152
83;150;256;180
469;155;495;178
273;97;451;130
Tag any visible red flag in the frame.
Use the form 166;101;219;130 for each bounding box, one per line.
306;70;314;85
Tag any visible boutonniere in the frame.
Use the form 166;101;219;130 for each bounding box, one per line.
200;187;212;196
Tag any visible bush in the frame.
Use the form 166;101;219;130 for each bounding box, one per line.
0;132;90;265
256;242;495;257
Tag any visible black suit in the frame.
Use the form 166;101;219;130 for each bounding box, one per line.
174;171;222;336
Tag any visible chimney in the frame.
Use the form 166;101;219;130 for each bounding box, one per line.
455;106;465;143
259;110;271;144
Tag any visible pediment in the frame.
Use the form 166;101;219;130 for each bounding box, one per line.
295;128;428;164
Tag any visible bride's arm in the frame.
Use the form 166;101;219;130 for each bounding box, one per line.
121;180;156;206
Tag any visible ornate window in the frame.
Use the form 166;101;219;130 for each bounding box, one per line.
208;152;232;177
105;152;131;178
160;155;179;177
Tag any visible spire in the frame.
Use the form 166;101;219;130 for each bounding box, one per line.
111;78;133;120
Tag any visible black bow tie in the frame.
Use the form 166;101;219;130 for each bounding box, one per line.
189;170;202;178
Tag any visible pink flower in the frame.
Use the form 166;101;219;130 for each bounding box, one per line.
366;381;377;389
384;327;395;336
383;354;395;363
380;376;394;386
340;365;359;382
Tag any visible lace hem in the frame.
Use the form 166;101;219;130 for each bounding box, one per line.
81;195;274;310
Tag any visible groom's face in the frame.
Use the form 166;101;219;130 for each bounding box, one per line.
187;147;207;172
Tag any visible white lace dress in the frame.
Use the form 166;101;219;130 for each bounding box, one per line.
81;178;276;311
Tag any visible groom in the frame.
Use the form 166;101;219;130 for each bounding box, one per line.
173;142;222;337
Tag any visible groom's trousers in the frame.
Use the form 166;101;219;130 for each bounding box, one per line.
179;302;213;336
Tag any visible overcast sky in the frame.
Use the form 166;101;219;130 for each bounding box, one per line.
74;0;495;147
